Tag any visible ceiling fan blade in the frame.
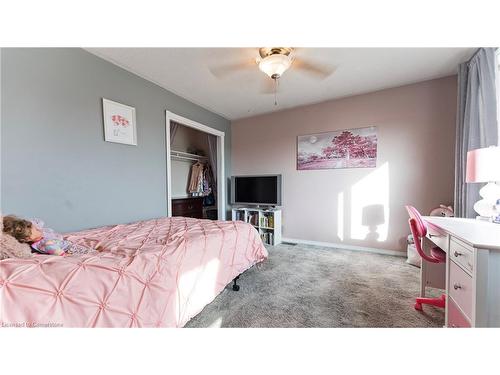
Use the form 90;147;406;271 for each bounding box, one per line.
208;58;256;79
292;57;336;79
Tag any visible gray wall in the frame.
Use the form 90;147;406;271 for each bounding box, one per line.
1;48;231;232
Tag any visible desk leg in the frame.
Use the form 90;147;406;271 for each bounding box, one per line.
444;242;450;327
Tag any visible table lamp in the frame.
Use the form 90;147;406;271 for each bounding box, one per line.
466;146;500;220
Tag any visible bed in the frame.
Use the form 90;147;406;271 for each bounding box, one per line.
0;217;268;327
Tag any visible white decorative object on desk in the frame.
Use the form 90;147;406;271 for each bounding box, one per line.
466;146;500;221
494;199;500;224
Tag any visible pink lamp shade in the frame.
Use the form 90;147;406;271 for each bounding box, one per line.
466;146;500;183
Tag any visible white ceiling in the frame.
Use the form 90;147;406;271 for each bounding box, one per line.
86;48;475;120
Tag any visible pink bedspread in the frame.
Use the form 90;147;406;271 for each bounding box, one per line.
0;217;267;327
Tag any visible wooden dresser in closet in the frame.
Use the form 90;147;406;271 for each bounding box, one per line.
172;197;204;219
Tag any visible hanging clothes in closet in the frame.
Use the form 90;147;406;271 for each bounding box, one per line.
189;162;212;197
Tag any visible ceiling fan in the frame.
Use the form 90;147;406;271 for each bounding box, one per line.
209;47;336;105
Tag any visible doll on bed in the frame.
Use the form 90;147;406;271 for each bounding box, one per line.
2;215;95;256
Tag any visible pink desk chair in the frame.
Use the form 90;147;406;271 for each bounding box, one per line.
405;205;446;311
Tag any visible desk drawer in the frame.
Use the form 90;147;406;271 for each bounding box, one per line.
448;296;471;328
449;260;473;320
449;239;473;275
426;223;448;252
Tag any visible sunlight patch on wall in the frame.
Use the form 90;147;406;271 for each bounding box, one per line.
350;162;389;242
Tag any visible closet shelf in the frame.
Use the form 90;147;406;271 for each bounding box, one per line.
171;150;208;162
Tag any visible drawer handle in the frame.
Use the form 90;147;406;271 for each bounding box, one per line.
453;283;462;290
428;233;441;238
454;251;463;257
188;205;193;210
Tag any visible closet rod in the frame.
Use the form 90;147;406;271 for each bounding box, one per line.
172;155;207;162
171;150;208;162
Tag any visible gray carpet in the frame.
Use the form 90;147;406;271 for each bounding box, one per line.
185;243;444;328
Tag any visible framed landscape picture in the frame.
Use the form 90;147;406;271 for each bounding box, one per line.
102;98;137;145
297;126;377;170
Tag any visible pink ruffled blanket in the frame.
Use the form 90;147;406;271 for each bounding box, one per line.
0;217;267;327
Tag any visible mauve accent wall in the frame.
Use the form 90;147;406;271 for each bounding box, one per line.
1;48;231;232
231;76;457;252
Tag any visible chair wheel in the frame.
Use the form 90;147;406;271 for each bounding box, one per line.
232;284;240;291
414;303;422;311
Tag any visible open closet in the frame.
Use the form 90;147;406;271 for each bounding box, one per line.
169;121;218;219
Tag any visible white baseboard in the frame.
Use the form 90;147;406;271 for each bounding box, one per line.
281;237;406;257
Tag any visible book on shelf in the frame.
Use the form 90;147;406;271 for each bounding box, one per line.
247;212;259;226
234;211;245;221
260;231;274;245
259;215;274;228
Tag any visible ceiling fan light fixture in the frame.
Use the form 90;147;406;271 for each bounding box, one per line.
258;54;292;79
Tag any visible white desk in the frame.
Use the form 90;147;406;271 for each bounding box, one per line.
422;216;500;327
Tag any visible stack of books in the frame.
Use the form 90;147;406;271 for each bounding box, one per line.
234;211;245;221
259;215;274;228
247;212;259;226
260;232;274;245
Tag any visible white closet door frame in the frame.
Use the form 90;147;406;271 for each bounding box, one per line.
165;111;226;220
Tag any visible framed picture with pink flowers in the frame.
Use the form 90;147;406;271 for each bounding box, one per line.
102;98;137;145
297;126;377;170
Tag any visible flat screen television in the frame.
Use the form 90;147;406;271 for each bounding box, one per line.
231;175;282;207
